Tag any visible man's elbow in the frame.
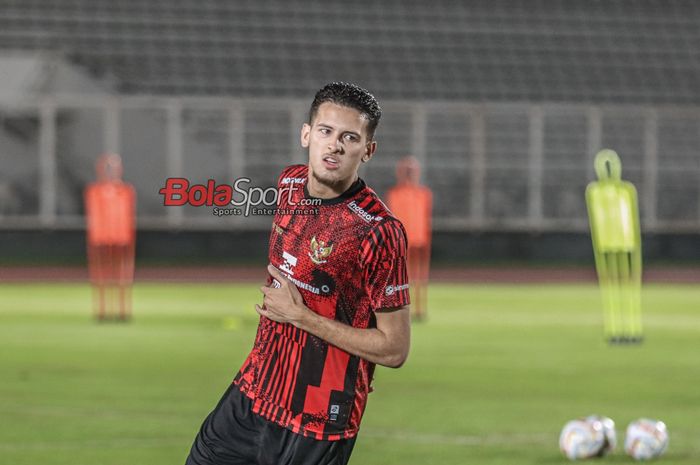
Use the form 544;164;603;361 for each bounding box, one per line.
382;347;409;369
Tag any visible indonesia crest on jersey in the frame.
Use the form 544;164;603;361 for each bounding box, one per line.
234;164;410;440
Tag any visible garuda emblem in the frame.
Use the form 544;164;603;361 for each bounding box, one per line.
308;236;333;264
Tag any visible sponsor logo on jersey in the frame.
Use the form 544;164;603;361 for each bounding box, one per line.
287;275;321;295
308;236;333;264
280;251;298;275
280;177;306;185
348;200;382;223
385;283;409;296
329;404;340;421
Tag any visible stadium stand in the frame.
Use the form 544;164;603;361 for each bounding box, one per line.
0;0;699;249
0;0;699;103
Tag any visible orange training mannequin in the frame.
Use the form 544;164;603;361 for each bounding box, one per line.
84;153;136;321
387;156;432;321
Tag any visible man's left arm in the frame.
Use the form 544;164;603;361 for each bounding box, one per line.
257;264;410;368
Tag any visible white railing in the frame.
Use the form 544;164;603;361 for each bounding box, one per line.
1;95;699;232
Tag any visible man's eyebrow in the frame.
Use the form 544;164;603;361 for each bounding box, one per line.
315;123;360;135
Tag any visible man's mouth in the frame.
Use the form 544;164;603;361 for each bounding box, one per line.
323;156;339;169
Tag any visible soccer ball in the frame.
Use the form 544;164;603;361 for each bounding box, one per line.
585;415;617;456
559;418;605;460
625;418;669;460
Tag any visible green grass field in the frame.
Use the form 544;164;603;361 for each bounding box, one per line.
1;282;699;464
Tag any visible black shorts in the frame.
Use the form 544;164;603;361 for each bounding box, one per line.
185;384;357;465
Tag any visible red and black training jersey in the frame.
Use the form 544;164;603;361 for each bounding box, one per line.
234;164;410;441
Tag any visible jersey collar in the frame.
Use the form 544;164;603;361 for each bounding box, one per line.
304;178;365;206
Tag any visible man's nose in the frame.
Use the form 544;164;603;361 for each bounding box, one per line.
327;138;343;153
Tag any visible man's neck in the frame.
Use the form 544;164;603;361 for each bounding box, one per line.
307;174;358;199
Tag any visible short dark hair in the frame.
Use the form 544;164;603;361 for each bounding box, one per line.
309;82;382;140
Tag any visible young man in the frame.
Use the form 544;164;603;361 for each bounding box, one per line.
186;82;411;465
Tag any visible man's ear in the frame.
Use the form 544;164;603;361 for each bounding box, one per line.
300;123;310;148
362;140;377;162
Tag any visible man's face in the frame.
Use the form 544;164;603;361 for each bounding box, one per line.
301;102;376;195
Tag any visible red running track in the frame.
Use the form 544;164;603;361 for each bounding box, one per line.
1;265;698;283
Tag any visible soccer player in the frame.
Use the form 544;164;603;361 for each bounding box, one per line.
185;82;411;465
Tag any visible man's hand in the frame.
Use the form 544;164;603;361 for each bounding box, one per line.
255;264;310;326
255;263;410;368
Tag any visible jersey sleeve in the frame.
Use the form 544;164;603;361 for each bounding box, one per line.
272;164;307;226
360;218;411;311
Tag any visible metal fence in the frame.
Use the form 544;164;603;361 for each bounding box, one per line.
1;95;699;232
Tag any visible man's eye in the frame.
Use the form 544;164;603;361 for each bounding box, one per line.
344;134;358;142
319;128;330;135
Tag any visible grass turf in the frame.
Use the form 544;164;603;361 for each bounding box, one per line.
0;282;699;464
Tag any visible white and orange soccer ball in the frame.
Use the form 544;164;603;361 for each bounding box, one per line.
559;418;606;460
625;418;669;461
585;415;617;456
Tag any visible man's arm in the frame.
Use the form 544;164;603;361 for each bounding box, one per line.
256;264;410;368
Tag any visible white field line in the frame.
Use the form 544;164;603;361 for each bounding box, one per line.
0;436;190;451
3;429;699;456
0;430;553;452
362;429;553;447
366;428;700;456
